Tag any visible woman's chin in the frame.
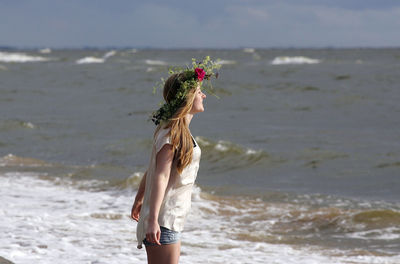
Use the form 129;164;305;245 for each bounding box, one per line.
191;107;205;114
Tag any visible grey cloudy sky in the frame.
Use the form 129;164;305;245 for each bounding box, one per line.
1;0;399;48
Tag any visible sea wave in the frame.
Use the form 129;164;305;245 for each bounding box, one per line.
76;57;105;64
0;119;37;131
0;154;50;167
216;59;236;65
243;48;255;53
39;48;52;54
0;51;53;63
195;136;277;172
144;59;167;66
192;191;400;255
75;50;116;64
0;154;123;191
116;171;143;189
271;56;320;65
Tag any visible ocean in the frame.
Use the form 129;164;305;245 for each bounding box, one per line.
1;48;399;263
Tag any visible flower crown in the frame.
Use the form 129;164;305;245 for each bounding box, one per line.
151;56;221;125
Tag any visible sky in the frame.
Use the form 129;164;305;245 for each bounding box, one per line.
1;0;400;49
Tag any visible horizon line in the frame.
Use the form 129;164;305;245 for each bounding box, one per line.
1;45;400;51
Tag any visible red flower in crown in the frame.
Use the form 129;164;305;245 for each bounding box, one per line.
195;68;206;81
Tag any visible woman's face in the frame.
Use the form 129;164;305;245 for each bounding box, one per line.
190;85;206;114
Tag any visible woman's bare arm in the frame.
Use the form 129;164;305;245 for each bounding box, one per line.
146;144;174;245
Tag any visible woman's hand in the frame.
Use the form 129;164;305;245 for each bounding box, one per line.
130;200;142;222
130;171;147;222
146;220;161;245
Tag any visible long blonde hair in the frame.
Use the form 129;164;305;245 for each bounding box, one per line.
154;73;197;174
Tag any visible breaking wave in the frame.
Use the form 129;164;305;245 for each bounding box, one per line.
0;51;53;63
271;56;320;65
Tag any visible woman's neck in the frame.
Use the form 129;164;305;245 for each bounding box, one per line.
185;113;193;126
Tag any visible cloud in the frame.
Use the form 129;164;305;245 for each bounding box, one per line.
226;6;269;25
0;0;399;48
198;2;400;47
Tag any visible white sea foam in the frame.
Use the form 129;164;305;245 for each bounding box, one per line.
246;148;259;155
1;172;399;264
23;121;35;129
120;49;137;57
0;51;52;63
39;48;52;54
271;56;320;65
194;136;211;146
0;172;144;264
103;50;116;59
215;141;229;152
75;50;116;64
243;48;255;53
0;154;51;167
76;57;105;64
201;138;262;157
344;227;400;240
145;59;167;66
216;59;236;65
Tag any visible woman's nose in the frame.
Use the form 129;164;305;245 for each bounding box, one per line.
202;92;206;98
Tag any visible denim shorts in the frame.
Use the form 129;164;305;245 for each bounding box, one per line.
143;226;181;246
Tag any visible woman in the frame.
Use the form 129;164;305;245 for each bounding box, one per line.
131;57;220;264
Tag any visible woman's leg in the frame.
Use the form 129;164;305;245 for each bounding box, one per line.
145;241;181;264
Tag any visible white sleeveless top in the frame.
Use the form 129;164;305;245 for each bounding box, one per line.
136;126;201;249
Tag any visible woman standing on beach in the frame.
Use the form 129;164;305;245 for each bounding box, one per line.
130;57;220;264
